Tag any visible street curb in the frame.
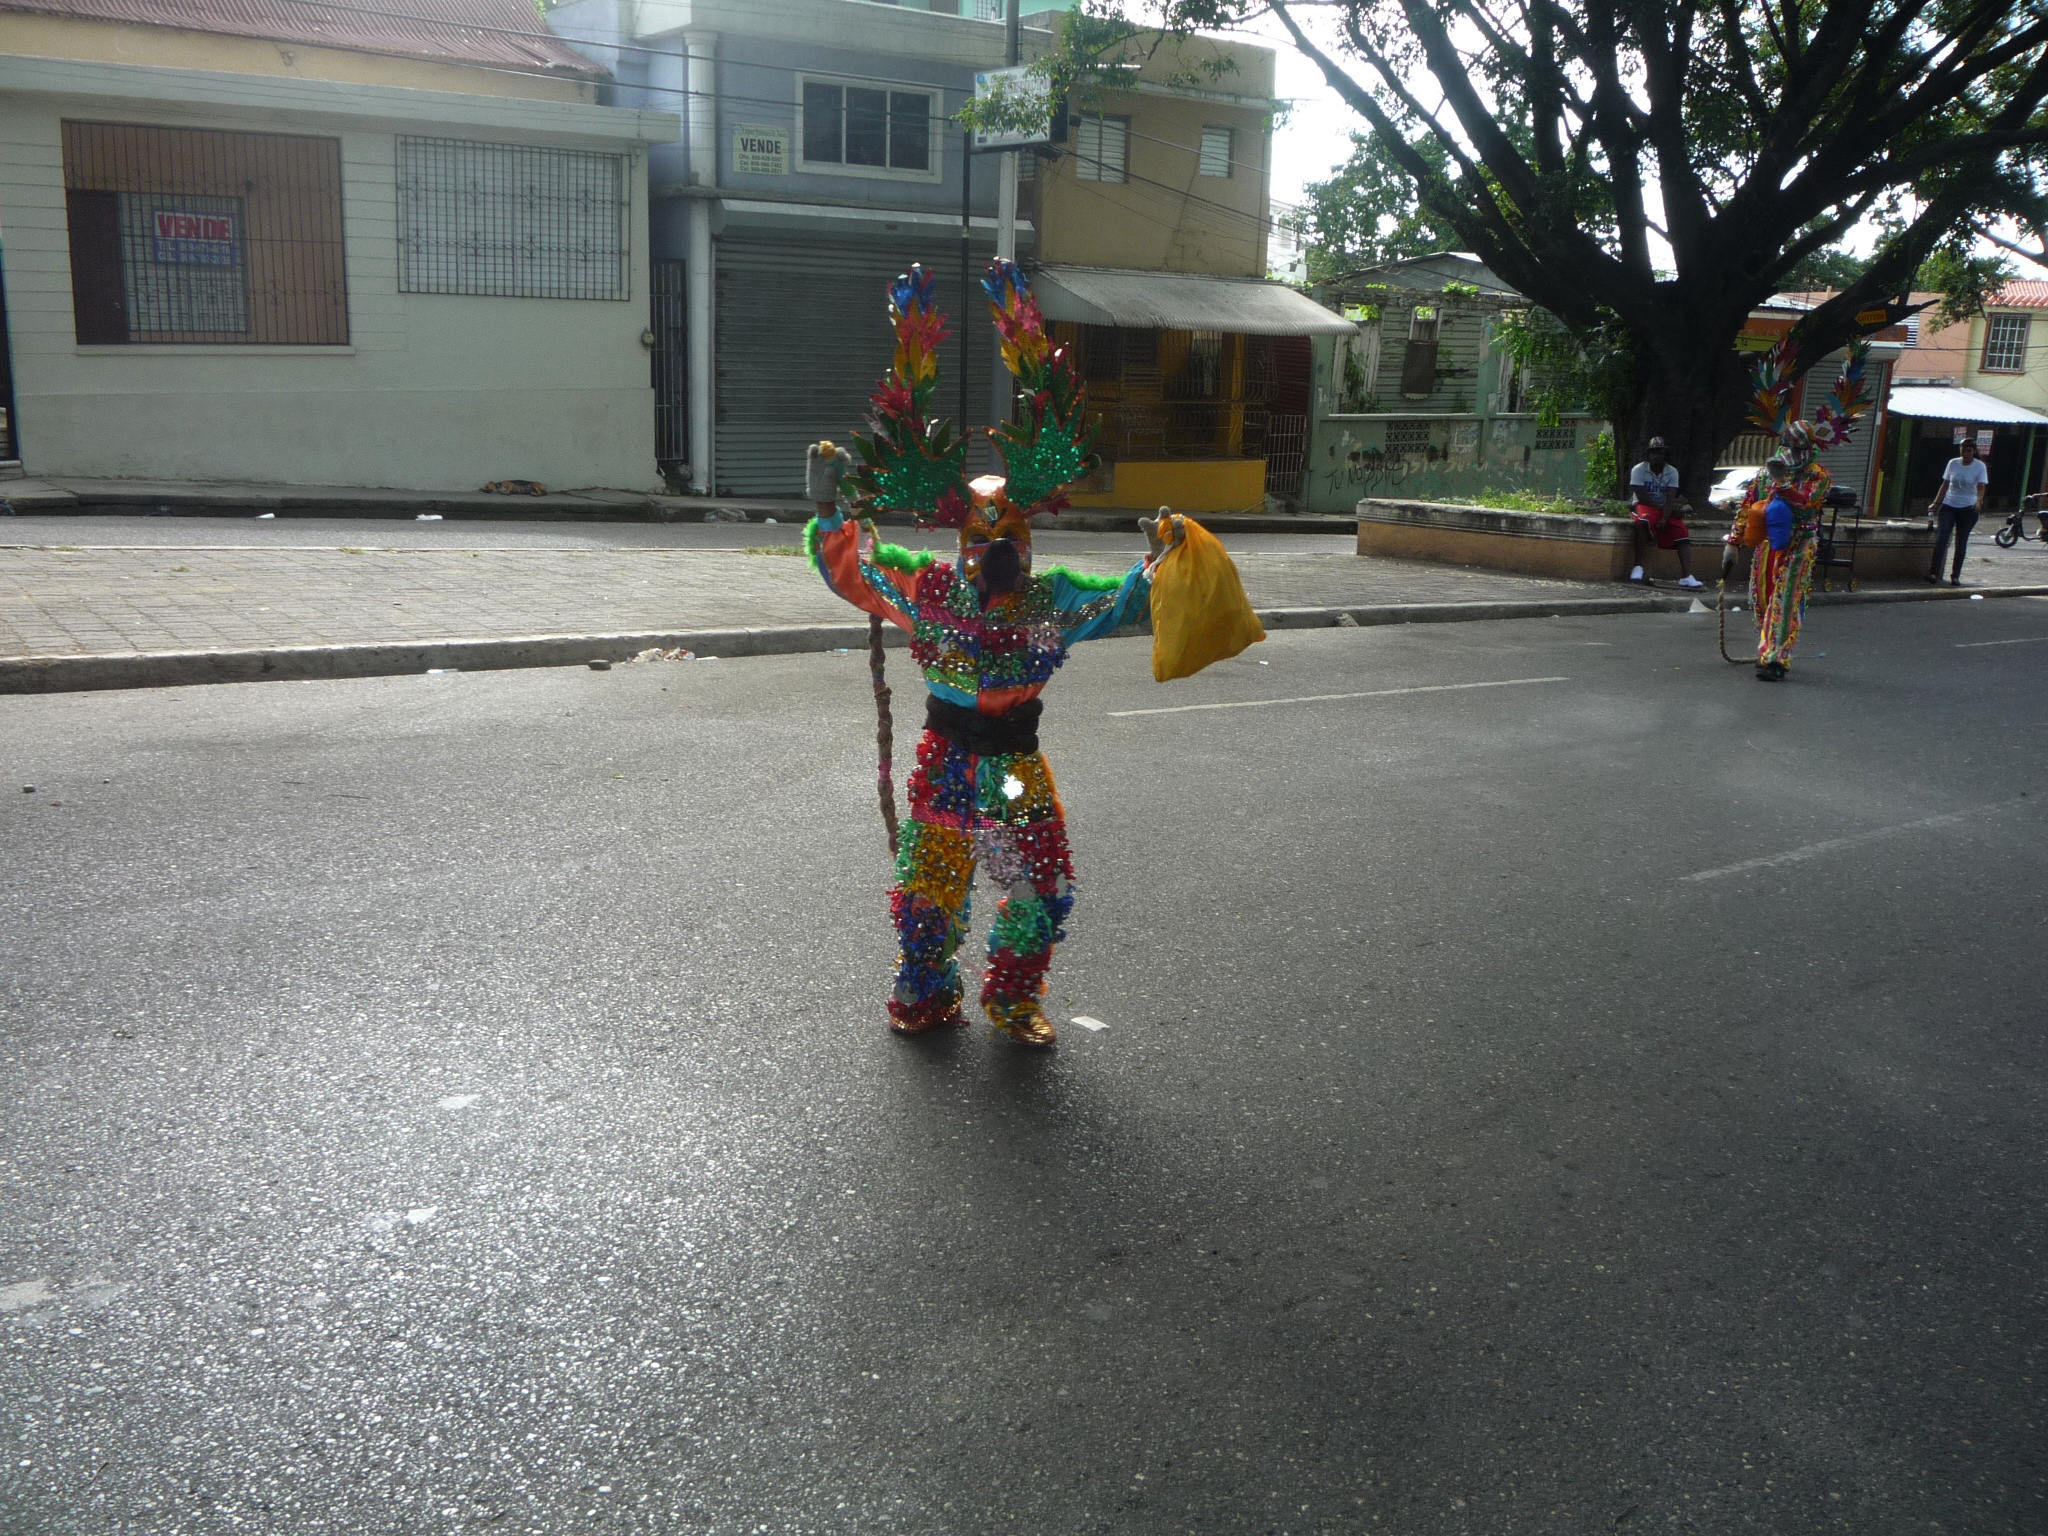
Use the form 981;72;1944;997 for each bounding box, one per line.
4;584;2044;695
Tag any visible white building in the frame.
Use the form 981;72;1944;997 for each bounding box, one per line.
0;0;678;491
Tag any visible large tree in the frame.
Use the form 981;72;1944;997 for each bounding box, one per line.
1032;0;2048;499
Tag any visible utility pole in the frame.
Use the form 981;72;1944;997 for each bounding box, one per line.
997;0;1019;265
990;0;1022;433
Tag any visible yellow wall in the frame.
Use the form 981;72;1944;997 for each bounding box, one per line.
0;14;595;101
1067;458;1267;513
1963;310;2048;415
1032;34;1271;276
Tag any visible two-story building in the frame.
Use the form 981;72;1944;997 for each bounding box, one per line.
0;0;678;490
1018;21;1353;512
1876;281;2048;516
547;0;1349;506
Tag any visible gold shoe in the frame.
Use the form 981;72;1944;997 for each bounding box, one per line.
985;998;1057;1047
890;1003;966;1036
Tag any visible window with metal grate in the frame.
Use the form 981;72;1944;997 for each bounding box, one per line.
61;120;347;345
396;137;629;301
1982;313;2030;373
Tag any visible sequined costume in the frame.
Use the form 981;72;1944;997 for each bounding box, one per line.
1733;339;1870;680
807;261;1157;1045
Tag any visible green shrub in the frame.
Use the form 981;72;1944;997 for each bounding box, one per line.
1580;428;1618;498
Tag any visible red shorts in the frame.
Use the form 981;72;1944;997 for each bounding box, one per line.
1632;502;1690;548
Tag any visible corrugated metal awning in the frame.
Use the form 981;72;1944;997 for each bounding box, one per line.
1887;384;2048;427
1030;264;1356;336
0;0;608;78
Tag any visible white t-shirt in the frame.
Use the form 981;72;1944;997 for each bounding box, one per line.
1629;461;1679;507
1940;457;1988;508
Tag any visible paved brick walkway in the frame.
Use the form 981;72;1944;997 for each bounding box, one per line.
0;542;1641;660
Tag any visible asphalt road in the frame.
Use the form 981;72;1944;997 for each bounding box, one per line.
3;598;2046;1535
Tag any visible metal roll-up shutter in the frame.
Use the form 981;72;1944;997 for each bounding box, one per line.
1813;351;1886;508
715;234;994;498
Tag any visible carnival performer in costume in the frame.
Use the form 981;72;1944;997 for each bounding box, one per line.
1729;337;1871;682
805;260;1188;1048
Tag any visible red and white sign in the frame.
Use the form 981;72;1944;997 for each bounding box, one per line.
150;207;241;267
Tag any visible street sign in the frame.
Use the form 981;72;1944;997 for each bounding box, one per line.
972;64;1052;149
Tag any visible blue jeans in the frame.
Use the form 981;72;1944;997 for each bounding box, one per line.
1931;502;1979;579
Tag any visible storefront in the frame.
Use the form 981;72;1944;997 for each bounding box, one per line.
1025;264;1354;513
1877;385;2048;518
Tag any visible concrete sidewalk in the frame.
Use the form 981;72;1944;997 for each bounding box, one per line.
0;472;1353;535
4;531;2045;693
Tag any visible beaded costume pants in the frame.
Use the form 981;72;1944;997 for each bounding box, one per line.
888;729;1075;1031
1751;535;1817;669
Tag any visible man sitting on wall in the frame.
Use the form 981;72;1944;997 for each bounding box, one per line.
1627;436;1704;589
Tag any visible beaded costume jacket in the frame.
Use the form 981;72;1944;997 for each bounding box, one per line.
806;259;1151;718
807;516;1150;715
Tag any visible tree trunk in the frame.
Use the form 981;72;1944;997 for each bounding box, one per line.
1608;342;1757;517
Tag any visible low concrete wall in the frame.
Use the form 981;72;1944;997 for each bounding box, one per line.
1356;499;1939;583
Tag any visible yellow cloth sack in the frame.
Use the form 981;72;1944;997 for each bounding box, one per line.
1149;516;1266;682
1735;499;1768;548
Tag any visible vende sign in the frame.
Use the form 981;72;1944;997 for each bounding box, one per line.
151;207;240;267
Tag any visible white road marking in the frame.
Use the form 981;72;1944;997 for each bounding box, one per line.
1955;635;2048;648
1071;1016;1109;1032
1107;676;1570;718
1680;798;2031;883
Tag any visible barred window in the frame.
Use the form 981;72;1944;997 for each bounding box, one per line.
1385;420;1432;452
1982;313;2029;373
1534;424;1578;451
397;138;629;301
1198;126;1233;179
1074;115;1129;183
62;121;347;346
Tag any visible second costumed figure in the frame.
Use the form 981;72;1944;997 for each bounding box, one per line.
805;259;1257;1047
1726;336;1871;680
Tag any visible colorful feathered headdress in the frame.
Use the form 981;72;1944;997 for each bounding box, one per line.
1747;334;1873;459
843;260;1097;534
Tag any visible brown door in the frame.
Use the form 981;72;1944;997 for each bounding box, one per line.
65;189;127;344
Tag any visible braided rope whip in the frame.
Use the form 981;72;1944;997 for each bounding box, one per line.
869;610;899;856
1717;576;1744;664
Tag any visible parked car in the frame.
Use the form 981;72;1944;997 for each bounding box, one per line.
1708;465;1764;510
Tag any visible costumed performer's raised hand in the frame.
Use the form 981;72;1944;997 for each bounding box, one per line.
806;439;852;514
1140;508;1186;568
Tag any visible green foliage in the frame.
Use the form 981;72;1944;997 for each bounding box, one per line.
1782;246;1872;292
1494;307;1630;426
1580;429;1619;501
1292;133;1458;284
1917;242;2017;327
1468;490;1629;518
1441;280;1482;300
955;1;1248;140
